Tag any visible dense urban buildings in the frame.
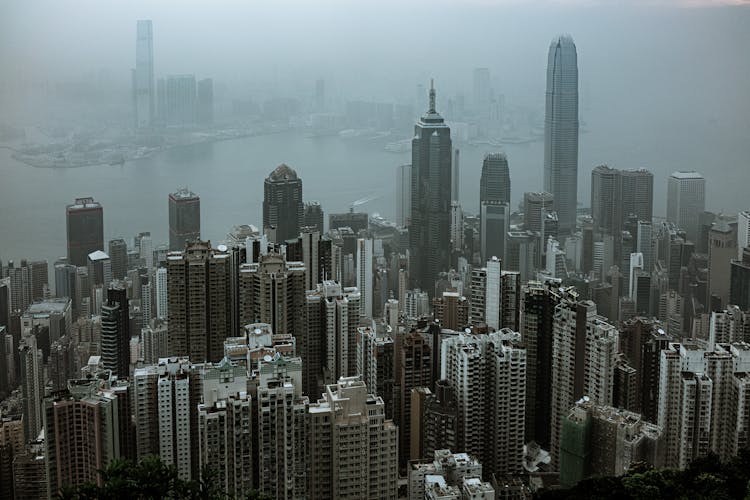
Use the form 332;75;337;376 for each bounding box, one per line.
544;35;579;234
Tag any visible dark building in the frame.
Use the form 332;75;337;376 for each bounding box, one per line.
544;36;579;234
101;282;130;379
329;211;369;234
590;165;653;238
66;197;104;267
108;239;129;280
421;380;458;458
304;201;324;233
409;81;452;294
731;248;750;310
480;153;511;207
168;188;201;251
263;164;303;243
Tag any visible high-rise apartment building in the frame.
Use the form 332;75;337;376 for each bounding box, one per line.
731;248;750;310
441;330;526;476
167;241;231;362
432;290;469;331
738;211;750;258
303;281;360;396
356;238;374;318
559;399;663;488
66;197;104;267
19;335;44;440
480;153;511;208
108;238;128;280
410;81;452;294
263;164;304;243
357;326;394;419
306;376;398;500
708;219;736;308
303;201;324;234
395;330;434;468
667;171;706;243
396;164;412;228
134;20;154;128
168;188;200;251
101;282;130;379
550;298;619;467
155;267;167;319
544;35;579;234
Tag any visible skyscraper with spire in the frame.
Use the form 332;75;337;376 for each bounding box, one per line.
544;35;579;234
410;81;452;294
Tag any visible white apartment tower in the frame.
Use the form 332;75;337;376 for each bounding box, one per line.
549;298;619;467
356;238;374;318
306;376;398;499
441;329;526;476
155;267;167;319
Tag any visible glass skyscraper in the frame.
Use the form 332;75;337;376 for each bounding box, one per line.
544;35;579;234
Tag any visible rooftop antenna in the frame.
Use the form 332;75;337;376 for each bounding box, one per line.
429;78;436;113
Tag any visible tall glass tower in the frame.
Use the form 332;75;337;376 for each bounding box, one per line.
409;81;452;294
544;35;579;234
134;20;154;128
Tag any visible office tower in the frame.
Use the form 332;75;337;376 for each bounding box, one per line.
298;230;320;292
708;219;736;308
167;241;231;362
738;211;750;258
524;191;555;234
452;149;460;202
544;35;579;234
590;166;653;237
26;261;48;302
550;299;619;467
396;164;413;227
731;248;750;310
133;358;201;479
306;376;398;499
165;74;197;126
395;329;433;467
329;211;369;234
637;221;654;271
303;201;324;233
480;153;511;207
450;202;464;252
433;290;469;330
197;361;253;497
19;335;44;440
356;238;373;318
196;78;213;125
45;378;128;494
155;267;167;319
357;326;395;418
239;252;306;338
263;164;304;243
441;329;526;476
409;450;492;500
168;188;200;251
134;20;154;128
108;239;128;280
54;262;76;302
304;281;360;396
101;282;130;378
667;171;706;243
410;80;452;294
66;197;104;267
86;250;112;293
559;400;663;488
480;201;510;263
473;67;491;109
136;231;154;269
256;355;308;499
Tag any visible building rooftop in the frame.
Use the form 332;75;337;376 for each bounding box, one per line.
87;250;109;261
25;298;70;315
170;187;199;200
67;197;101;210
268;163;298;181
670;171;704;180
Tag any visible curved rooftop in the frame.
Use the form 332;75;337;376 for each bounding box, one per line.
268;163;298;181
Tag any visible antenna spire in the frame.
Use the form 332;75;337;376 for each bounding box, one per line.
429;79;436;113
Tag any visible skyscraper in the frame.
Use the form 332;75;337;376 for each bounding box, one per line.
480;201;510;263
101;282;130;379
196;78;213;125
66;197;104;267
667;171;706;243
356;238;373;318
544;35;579;234
134;20;154;128
167;241;231;362
480;153;511;207
165;75;197;127
590;166;654;237
263;164;304;243
168;188;201;251
108;239;128;280
410;81;452;294
396;164;412;227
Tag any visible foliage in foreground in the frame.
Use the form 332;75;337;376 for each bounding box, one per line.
59;455;269;500
537;450;750;500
